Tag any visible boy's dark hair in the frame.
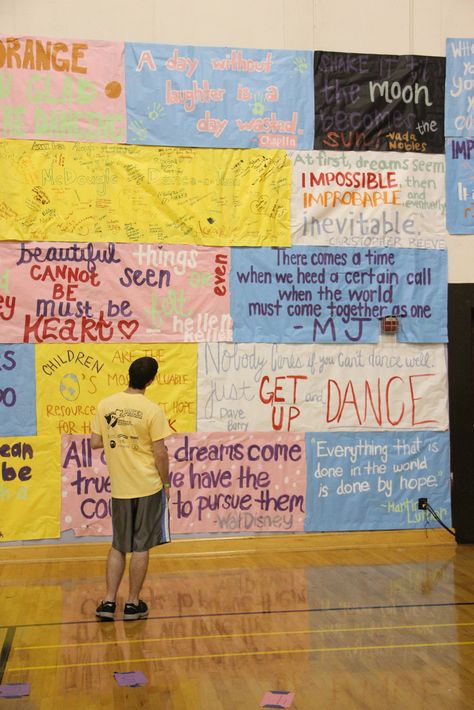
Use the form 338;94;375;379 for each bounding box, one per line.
128;357;158;389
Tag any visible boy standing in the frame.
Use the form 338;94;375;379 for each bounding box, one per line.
91;356;172;621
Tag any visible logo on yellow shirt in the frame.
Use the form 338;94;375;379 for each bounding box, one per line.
105;409;122;428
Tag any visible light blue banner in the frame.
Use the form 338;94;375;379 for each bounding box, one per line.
445;38;474;137
231;247;447;343
0;345;36;436
304;431;451;531
446;138;474;234
125;42;314;148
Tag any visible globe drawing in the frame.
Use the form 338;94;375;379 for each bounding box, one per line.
60;373;80;401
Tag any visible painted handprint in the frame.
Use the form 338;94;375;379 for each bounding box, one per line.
251;92;266;116
129;120;148;141
148;102;165;121
293;56;308;73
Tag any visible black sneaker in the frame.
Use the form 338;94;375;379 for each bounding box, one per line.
96;600;116;620
123;600;149;620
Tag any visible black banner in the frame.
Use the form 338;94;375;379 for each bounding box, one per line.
314;51;445;153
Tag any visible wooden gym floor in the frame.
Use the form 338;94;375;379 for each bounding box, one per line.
1;530;474;709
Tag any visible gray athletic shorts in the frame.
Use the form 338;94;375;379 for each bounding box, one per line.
111;488;171;553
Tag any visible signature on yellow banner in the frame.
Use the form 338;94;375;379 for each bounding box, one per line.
0;140;291;246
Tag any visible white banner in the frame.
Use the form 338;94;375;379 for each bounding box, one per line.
289;151;447;249
197;342;449;432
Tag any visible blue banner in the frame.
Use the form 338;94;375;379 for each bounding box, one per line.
445;38;474;137
446;138;474;234
0;345;36;436
231;247;447;343
304;431;451;531
125;42;314;148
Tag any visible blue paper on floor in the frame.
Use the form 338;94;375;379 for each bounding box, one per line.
114;671;148;687
0;683;31;698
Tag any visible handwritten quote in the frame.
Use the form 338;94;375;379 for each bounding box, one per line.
314;51;445;153
61;433;306;535
0;435;60;541
290;150;447;249
0;35;126;142
0;242;231;343
125;42;314;148
197;342;449;432
445;38;474;136
304;431;450;531
36;342;197;436
231;246;447;343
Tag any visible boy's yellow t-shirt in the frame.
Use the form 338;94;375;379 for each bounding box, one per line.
91;391;172;499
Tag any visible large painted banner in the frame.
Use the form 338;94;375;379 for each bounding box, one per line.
0;435;60;541
125;43;314;149
0;345;36;436
0;140;291;246
289;150;447;249
304;431;450;531
445;38;474;136
0;242;232;343
231;247;448;343
445;138;474;234
61;433;306;536
197;343;449;432
168;432;305;534
0;35;126;142
314;52;445;153
36;343;197;436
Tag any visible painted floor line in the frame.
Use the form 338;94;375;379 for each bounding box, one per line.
7;638;474;673
2;599;474;631
14;620;474;652
0;550;260;566
0;628;16;684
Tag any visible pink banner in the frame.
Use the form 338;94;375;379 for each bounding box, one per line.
0;242;231;343
61;433;306;536
168;432;306;533
61;436;112;536
0;35;126;142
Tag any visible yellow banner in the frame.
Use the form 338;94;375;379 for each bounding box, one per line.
35;343;197;436
0;140;291;246
0;435;60;541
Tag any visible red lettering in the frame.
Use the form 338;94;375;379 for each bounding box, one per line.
338;381;362;425
271;406;284;431
287;375;308;403
287;405;301;429
259;375;273;404
22;314;117;343
364;379;382;425
326;379;341;423
386;376;405;425
214;253;228;296
52;283;65;299
65;284;78;301
81;311;114;342
273;376;286;403
409;374;437;425
326;376;430;428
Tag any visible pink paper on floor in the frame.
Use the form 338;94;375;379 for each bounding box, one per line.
261;690;295;708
